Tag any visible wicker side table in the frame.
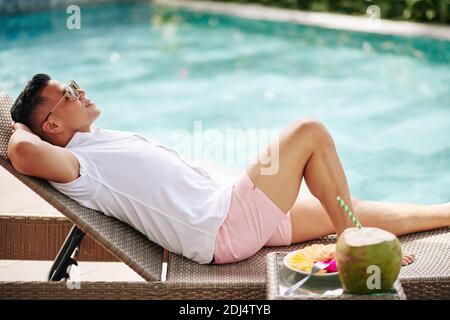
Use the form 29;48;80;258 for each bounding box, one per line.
266;252;406;300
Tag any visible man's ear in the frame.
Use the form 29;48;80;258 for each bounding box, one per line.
41;120;63;135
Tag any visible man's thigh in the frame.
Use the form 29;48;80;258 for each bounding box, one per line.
245;120;314;213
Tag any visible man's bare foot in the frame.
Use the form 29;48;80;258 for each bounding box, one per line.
402;253;416;266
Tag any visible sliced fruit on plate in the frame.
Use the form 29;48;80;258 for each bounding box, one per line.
288;244;337;273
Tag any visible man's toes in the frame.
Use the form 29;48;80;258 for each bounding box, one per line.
402;254;416;266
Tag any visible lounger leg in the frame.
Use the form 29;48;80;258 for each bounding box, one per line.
48;225;85;281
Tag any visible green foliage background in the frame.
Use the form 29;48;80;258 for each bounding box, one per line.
212;0;450;23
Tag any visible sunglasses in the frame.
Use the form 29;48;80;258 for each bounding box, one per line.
43;80;81;124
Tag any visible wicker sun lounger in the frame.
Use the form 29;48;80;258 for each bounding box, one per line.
0;92;449;300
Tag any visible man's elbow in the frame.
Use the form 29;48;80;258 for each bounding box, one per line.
7;140;36;175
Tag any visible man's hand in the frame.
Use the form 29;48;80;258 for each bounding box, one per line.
11;121;33;134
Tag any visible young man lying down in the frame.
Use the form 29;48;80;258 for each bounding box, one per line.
8;74;449;265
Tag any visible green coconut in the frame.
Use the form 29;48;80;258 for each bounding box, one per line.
336;227;402;294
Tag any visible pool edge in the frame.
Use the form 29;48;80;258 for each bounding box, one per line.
153;0;450;41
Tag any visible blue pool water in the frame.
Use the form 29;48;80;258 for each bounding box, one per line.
1;3;449;204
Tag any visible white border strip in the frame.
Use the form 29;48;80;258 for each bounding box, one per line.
153;0;450;41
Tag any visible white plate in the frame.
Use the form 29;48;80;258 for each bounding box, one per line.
283;250;338;277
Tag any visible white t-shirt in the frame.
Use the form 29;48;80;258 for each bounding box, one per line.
49;125;233;264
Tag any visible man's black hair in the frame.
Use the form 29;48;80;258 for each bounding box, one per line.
10;73;51;131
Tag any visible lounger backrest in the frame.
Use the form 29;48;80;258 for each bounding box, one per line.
0;92;164;281
0;93;13;159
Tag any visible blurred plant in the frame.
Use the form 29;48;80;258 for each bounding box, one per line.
213;0;449;23
151;5;185;28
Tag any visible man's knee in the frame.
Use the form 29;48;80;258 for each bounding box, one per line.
291;118;335;148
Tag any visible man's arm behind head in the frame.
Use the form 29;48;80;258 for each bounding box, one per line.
8;121;80;184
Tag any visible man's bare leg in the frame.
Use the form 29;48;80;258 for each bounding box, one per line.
289;184;450;265
246;118;356;235
290;184;450;242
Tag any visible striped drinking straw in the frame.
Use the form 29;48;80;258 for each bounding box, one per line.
336;196;363;229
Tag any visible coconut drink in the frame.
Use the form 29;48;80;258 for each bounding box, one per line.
336;227;402;294
334;197;403;294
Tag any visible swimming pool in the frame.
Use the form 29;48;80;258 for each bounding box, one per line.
1;2;449;204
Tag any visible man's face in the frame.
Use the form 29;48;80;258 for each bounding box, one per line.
39;79;101;134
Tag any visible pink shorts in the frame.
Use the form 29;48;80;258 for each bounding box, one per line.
213;172;292;264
